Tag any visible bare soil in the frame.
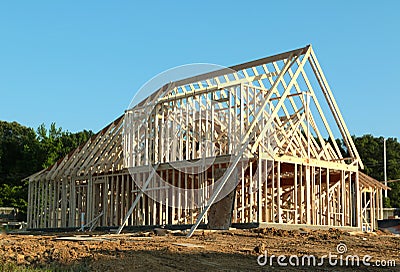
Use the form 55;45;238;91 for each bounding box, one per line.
0;228;399;271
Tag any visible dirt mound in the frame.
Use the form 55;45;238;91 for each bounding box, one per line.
0;229;398;271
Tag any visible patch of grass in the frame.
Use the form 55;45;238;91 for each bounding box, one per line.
0;262;89;272
0;262;51;272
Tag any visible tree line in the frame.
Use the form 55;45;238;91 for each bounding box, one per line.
0;121;93;219
352;135;400;207
0;120;399;220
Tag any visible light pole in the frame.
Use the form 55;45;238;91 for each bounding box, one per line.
384;138;387;197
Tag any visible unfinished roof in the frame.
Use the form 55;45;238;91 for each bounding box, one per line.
359;171;390;190
28;45;364;182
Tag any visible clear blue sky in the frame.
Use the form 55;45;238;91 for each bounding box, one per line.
0;1;399;140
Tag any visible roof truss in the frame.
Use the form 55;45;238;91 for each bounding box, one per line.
29;45;363;184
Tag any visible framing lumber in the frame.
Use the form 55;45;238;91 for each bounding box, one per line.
26;45;384;235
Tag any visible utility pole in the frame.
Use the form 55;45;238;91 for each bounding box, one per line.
384;138;387;197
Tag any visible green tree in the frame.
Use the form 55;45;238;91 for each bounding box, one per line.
0;121;93;219
353;135;400;208
37;122;93;168
0;121;43;216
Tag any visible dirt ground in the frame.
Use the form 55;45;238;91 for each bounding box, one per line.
0;228;399;271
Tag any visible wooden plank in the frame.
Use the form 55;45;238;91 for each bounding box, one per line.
251;48;311;153
102;179;108;226
305;165;311;225
48;180;53;228
341;170;345;225
116;164;159;234
264;160;268;223
257;155;262;222
249;161;253;222
277;161;282;223
271;161;275;222
326;168;330;225
309;48;362;169
121;175;125;226
110;176;115;226
61;179;67;227
318;168;322;225
263;154;358;172
311;167;315;224
27;180;32;228
294;164;298;224
31;181;37;228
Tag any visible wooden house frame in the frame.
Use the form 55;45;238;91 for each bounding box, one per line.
26;45;388;234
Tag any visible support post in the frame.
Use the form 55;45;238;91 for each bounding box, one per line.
116;164;159;234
